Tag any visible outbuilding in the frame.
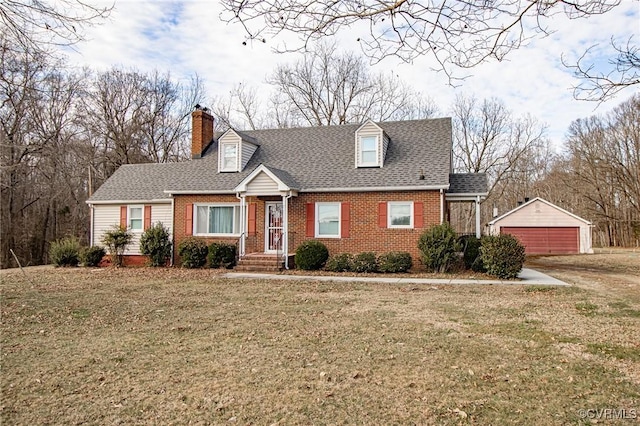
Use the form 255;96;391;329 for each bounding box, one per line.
488;197;593;254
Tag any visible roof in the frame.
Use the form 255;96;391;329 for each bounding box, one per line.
488;197;592;225
88;117;486;202
448;173;488;195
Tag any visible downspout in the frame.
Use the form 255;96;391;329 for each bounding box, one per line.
169;197;175;266
89;204;94;246
475;195;481;238
440;189;444;224
283;191;293;269
236;193;246;257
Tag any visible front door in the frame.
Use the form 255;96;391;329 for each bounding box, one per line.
265;202;283;253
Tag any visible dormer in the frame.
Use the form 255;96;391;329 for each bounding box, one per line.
218;129;259;173
355;119;390;168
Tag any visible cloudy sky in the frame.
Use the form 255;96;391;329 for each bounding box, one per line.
64;0;639;150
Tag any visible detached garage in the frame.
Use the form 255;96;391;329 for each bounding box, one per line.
489;198;593;254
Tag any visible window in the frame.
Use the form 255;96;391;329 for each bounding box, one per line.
316;203;340;238
195;204;241;235
128;206;143;231
388;202;413;228
222;144;238;171
359;136;378;166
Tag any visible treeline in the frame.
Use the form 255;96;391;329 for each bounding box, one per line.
2;39;638;268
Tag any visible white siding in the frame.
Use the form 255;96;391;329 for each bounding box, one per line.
382;133;390;161
245;171;279;195
241;141;258;170
92;203;173;256
490;200;592;253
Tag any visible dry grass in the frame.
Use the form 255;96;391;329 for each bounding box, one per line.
2;259;639;425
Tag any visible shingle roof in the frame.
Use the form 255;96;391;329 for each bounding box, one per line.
88;118;481;202
448;173;488;195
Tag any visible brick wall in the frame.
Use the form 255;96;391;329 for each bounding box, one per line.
173;191;441;265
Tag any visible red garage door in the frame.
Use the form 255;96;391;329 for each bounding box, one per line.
501;227;579;254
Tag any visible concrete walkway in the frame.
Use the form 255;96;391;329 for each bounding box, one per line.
222;268;568;286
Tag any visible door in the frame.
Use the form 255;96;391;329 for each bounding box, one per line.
501;227;579;254
265;202;283;253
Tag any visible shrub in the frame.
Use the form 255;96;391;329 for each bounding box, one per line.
208;242;237;269
49;237;81;267
417;223;461;273
352;252;378;273
178;237;208;268
140;223;172;267
295;240;329;270
102;225;133;267
81;245;106;267
378;251;413;273
459;235;485;272
325;253;354;272
480;234;526;279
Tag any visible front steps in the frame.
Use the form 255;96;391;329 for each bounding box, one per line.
234;253;295;272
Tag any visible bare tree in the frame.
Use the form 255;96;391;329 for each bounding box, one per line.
221;0;621;82
213;82;264;131
564;36;640;102
0;0;111;51
266;42;438;127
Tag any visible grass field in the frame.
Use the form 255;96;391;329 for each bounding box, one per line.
2;256;639;424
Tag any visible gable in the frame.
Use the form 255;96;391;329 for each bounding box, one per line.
491;198;591;227
245;171;279;195
355;119;389;168
217;129;258;172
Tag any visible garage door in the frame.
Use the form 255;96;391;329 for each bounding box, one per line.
501;227;579;254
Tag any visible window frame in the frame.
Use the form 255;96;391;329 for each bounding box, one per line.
315;202;341;238
358;135;379;167
387;201;414;229
220;143;238;172
193;203;241;236
128;205;144;232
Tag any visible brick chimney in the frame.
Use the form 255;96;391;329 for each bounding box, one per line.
191;106;214;159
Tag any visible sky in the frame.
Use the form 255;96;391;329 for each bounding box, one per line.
64;0;639;151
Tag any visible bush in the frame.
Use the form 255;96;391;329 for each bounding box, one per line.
178;237;208;268
208;242;237;269
325;253;354;272
352;252;378;273
480;234;526;279
102;225;132;267
295;240;329;270
378;251;413;273
81;245;106;267
417;223;461;273
49;237;81;267
140;223;172;267
459;235;485;272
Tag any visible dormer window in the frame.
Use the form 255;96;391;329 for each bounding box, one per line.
221;143;238;172
355;119;388;168
360;136;378;166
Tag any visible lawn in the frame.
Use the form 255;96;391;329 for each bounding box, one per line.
1;260;639;424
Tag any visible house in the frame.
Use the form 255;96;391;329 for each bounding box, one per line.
87;107;488;268
488;197;593;254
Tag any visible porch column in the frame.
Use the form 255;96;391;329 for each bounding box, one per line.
238;193;246;257
282;193;289;268
475;195;481;238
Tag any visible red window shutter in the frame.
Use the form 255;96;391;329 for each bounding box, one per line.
341;202;350;238
414;202;424;228
185;204;193;235
144;205;152;230
120;206;127;227
306;203;315;237
248;203;257;236
378;202;387;228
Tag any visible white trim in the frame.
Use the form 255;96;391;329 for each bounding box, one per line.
89;205;95;246
387;201;414;229
264;201;284;253
234;164;295;193
358;135;380;168
220;142;239;172
128;205;144;233
446;193;489;200
355;118;383;134
87;199;171;205
193;202;242;237
488;197;592;226
315;202;341;239
164;190;237;195
303;185;448;193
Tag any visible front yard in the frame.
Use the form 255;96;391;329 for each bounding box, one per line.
1;255;639;424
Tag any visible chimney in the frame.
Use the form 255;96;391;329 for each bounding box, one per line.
191;106;214;159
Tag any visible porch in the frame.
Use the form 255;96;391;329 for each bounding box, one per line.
235;252;296;272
